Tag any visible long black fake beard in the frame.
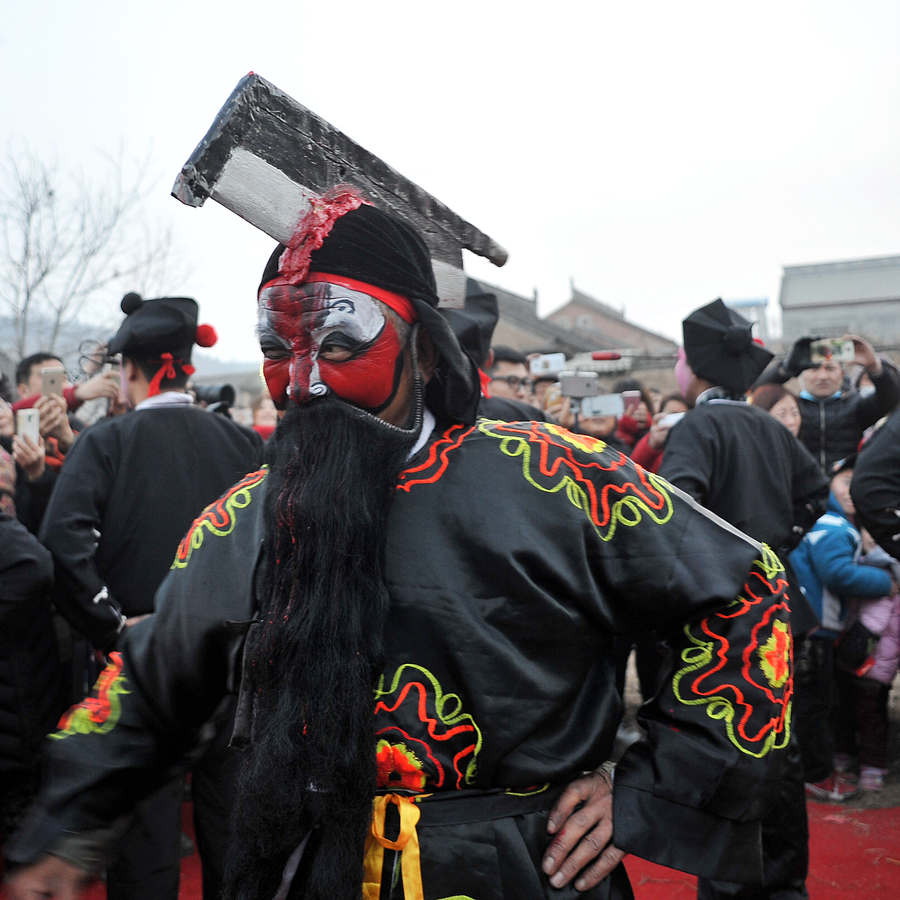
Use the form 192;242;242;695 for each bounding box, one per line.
225;394;421;899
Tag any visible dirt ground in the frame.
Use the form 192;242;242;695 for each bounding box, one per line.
620;658;900;808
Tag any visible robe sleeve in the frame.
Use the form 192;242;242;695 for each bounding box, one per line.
557;442;792;884
38;427;125;651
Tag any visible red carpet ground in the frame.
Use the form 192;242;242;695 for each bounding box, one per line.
5;798;898;898
623;801;900;899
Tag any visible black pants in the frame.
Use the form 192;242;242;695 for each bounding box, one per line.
106;776;183;900
792;635;835;783
834;671;891;770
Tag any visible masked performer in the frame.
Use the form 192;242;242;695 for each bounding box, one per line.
9;195;795;900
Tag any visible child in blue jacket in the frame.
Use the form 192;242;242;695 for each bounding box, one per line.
789;454;894;801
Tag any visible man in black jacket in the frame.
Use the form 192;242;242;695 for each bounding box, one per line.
756;334;898;472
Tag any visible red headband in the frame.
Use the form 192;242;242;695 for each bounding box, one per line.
303;272;416;324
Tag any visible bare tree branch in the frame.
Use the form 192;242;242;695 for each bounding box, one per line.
0;142;186;361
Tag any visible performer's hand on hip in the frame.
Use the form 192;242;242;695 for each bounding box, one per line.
542;770;625;892
6;854;89;899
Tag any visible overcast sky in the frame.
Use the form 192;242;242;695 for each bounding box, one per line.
3;0;899;362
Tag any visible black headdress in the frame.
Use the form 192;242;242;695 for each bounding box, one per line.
259;197;479;425
682;298;773;396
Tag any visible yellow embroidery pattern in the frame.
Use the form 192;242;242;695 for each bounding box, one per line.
671;547;793;759
171;467;268;570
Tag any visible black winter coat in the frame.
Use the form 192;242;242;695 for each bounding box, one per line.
851;407;900;559
797;368;899;472
0;513;63;777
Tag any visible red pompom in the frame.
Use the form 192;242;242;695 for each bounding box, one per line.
195;323;218;348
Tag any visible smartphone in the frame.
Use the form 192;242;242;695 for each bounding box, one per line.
41;367;65;396
659;411;686;428
16;408;40;443
559;371;600;399
580;393;624;419
530;353;566;376
810;338;855;365
621;390;642;417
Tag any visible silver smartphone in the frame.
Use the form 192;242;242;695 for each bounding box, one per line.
41;367;65;396
16;408;40;442
659;411;686;428
809;338;854;365
580;393;624;418
530;353;566;376
559;371;600;399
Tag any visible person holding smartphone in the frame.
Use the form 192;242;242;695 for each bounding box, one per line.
612;380;654;451
755;333;900;473
630;392;689;473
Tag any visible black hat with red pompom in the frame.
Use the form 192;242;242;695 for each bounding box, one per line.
109;293;218;395
109;293;218;357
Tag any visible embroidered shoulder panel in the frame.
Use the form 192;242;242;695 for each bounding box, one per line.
396;424;474;492
671;546;793;758
171;467;268;570
476;419;673;540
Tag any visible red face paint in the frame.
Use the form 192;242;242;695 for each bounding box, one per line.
258;280;410;413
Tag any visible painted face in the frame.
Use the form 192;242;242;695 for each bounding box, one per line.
258;280;409;414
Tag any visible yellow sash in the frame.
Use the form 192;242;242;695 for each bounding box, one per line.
362;793;424;900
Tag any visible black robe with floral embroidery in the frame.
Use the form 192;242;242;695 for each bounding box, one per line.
8;419;796;898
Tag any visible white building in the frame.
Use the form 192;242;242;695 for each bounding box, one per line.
779;254;900;348
724;298;769;344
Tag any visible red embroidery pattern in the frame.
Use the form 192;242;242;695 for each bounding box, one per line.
374;664;482;790
477;419;673;540
171;468;268;570
375;739;427;791
52;652;129;740
395;424;474;492
672;547;793;758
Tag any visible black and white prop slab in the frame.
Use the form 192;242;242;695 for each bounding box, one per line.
172;73;507;307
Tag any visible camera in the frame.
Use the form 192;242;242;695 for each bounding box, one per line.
194;384;236;408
